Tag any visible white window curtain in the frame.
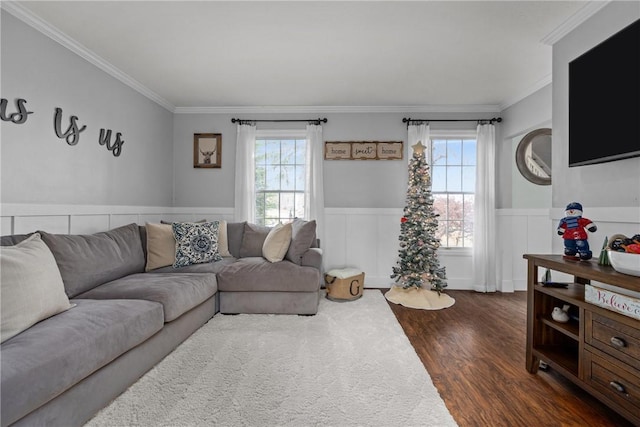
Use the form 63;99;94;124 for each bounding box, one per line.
473;123;498;292
305;124;325;247
234;123;256;222
407;123;431;165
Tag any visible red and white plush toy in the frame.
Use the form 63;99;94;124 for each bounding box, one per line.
557;202;597;260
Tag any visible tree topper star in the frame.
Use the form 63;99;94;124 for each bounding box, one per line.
412;141;426;155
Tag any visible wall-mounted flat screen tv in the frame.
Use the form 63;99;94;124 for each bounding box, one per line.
569;19;639;167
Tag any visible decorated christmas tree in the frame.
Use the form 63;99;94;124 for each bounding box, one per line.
391;141;447;293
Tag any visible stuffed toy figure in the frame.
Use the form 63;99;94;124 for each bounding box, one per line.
557;202;597;260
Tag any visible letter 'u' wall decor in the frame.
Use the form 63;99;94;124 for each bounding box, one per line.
324;141;403;160
1;97;125;157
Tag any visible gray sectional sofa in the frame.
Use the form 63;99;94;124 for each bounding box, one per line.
0;219;322;427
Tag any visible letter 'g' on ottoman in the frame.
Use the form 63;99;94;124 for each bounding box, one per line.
325;268;365;301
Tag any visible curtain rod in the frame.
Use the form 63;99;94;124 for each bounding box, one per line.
231;118;327;125
403;117;502;125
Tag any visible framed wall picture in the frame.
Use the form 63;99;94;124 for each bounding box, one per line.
194;133;221;168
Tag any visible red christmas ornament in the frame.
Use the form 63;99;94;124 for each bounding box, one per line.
400;217;408;223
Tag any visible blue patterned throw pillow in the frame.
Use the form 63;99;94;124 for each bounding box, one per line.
172;221;222;268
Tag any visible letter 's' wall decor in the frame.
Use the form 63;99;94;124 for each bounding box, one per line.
1;97;126;157
324;141;403;160
0;98;33;124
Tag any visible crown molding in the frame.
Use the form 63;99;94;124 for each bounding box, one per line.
174;104;501;115
1;1;176;112
541;1;610;46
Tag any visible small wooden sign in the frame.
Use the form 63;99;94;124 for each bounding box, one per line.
325;141;403;160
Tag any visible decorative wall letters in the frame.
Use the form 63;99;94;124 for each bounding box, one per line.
0;98;33;124
1;97;126;157
98;129;125;157
54;107;86;146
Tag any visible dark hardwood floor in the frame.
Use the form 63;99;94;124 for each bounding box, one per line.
382;289;635;427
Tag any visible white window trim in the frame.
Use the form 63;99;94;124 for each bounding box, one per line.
256;129;306;139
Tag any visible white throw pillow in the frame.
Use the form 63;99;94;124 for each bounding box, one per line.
262;223;292;263
1;233;73;343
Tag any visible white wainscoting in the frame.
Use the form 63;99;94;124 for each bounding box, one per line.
497;207;640;292
0;204;235;236
497;209;554;292
3;204;637;292
324;208;475;289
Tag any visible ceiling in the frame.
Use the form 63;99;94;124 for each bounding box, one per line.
12;1;596;112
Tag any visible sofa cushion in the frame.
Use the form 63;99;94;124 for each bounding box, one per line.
217;257;321;293
0;299;163;427
147;257;236;274
76;273;217;322
285;219;317;265
238;223;270;257
0;233;73;343
172;221;222;268
39;223;145;298
262;222;292;263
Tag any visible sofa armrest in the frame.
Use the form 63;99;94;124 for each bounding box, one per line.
300;247;322;271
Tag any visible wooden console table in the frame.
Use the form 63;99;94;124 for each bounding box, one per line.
524;254;640;425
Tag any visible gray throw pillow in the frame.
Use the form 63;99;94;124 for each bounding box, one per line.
285;219;317;265
238;223;271;257
226;221;246;258
39;223;145;298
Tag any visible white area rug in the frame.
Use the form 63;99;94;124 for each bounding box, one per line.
85;291;457;427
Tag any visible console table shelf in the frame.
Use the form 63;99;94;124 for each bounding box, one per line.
524;254;640;425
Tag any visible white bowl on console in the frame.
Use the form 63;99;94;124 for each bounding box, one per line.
608;250;640;277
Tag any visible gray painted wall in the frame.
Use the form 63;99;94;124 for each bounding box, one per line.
552;2;640;209
1;13;174;206
173;112;499;209
498;83;552;209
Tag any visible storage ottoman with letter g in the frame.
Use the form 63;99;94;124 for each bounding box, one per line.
325;268;365;301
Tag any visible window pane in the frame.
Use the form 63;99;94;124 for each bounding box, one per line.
432;140;447;165
281;140;296;164
265;140;280;164
433;194;447;218
255;165;266;191
294;193;305;218
254;137;307;224
448;194;464;220
437;221;447;246
295;166;305;191
255;140;266;164
463;140;476;165
446;166;462;191
265;165;280;190
281;166;295;190
255;193;265;224
264;193;279;219
430;137;475;248
447;140;462;164
462;166;475;192
280;193;295;221
296;140;306;164
448;221;464;247
432;166;446;192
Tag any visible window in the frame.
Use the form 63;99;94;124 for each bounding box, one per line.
254;134;306;226
431;136;476;248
